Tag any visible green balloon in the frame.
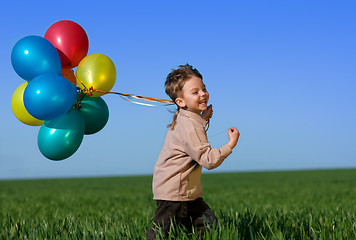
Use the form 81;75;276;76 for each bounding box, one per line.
37;108;84;160
80;96;109;135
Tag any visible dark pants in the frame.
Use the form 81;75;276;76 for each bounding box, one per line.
146;197;217;239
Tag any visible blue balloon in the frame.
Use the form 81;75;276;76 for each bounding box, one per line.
38;108;84;160
23;73;77;120
11;35;62;81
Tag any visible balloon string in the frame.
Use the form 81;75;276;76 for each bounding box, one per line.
118;94;156;107
94;89;175;105
208;128;229;139
77;82;217;132
77;81;174;107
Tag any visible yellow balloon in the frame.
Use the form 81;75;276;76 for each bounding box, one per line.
76;53;116;97
11;82;44;126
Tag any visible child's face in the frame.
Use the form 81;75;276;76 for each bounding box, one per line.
175;76;209;114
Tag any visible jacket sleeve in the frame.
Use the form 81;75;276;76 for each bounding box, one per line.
184;123;232;170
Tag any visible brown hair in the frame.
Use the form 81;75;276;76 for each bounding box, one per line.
165;64;203;129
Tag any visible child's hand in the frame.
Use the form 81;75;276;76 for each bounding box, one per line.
201;104;213;121
227;127;239;150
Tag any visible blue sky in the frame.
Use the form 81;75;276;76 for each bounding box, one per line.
1;0;355;179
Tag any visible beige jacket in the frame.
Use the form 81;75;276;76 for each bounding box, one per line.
152;108;232;201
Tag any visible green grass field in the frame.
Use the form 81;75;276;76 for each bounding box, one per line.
1;169;355;239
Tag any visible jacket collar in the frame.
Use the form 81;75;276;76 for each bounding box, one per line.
179;108;207;127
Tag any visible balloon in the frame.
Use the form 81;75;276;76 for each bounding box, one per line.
76;53;116;97
80;96;109;134
62;68;77;86
45;20;89;69
23;73;77;120
38;108;84;160
11;35;62;81
11;82;44;126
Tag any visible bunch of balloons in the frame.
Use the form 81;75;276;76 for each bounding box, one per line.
11;20;116;161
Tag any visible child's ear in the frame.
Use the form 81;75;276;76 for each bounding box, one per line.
175;97;186;108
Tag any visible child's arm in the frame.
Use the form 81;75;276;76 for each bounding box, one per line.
185;124;239;170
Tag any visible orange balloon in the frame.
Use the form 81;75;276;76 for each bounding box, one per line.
62;68;77;86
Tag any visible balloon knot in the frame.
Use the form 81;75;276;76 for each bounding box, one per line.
75;101;82;109
83;86;94;96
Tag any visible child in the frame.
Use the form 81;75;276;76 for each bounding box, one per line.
147;64;239;239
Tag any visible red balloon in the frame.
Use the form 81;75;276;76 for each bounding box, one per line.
45;20;89;69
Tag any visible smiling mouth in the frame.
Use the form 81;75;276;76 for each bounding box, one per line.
199;100;207;105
